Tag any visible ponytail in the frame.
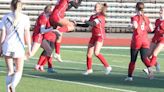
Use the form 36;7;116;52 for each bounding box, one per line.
44;5;52;13
11;0;22;26
136;2;148;30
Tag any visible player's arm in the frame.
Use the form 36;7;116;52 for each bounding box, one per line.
67;0;82;10
148;23;153;32
24;17;31;55
0;18;6;55
77;18;101;27
40;25;53;34
130;17;138;30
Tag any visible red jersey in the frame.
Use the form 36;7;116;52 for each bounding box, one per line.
53;0;70;19
131;15;150;41
152;18;164;43
89;13;106;39
33;13;56;42
131;15;151;49
33;13;47;37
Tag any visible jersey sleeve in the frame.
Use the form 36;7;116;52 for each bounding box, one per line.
131;16;137;24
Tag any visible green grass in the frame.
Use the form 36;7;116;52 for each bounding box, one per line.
0;47;164;92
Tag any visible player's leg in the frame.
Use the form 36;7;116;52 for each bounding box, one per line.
94;41;112;75
35;50;47;72
47;41;56;73
10;57;24;92
83;44;94;75
41;39;53;57
30;42;41;57
57;18;75;32
54;33;63;62
5;56;14;92
150;43;164;66
125;48;139;81
50;18;75;34
140;48;154;78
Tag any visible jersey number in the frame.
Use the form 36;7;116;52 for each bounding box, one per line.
141;22;145;31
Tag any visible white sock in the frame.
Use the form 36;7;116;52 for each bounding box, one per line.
6;75;13;92
11;72;22;92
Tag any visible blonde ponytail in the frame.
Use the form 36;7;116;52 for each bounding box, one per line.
11;0;22;26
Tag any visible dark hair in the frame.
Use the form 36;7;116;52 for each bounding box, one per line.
136;2;149;30
11;0;21;11
136;2;144;11
44;5;52;13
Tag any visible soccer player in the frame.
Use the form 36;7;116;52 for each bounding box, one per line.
33;5;57;72
0;0;31;92
77;3;112;75
144;7;164;73
41;0;83;62
125;2;154;81
28;5;60;58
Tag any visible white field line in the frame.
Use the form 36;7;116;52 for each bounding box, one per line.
0;71;136;92
62;49;130;57
30;56;164;73
61;45;164;57
24;61;164;81
61;46;130;49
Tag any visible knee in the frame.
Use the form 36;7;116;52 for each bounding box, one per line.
56;36;62;42
94;51;99;56
87;54;92;58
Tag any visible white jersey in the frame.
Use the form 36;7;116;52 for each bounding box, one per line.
1;12;30;58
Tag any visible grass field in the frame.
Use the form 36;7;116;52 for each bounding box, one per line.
0;46;164;92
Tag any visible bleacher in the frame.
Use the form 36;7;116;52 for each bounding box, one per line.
0;0;164;32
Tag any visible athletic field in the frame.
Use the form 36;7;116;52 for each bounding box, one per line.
0;46;164;92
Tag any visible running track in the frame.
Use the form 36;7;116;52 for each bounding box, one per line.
62;32;153;46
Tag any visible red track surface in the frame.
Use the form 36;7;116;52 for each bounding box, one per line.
62;37;131;46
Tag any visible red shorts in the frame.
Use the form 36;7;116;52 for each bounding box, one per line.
152;36;164;44
50;9;62;24
131;40;150;49
89;36;103;45
32;34;43;43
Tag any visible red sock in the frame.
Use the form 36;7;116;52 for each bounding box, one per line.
150;55;157;67
57;26;68;32
87;57;92;70
128;62;135;77
41;57;48;66
55;42;60;54
96;54;109;67
143;57;151;67
37;55;47;66
48;57;53;68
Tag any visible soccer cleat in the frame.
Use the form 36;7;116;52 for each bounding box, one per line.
83;69;93;75
105;66;112;75
155;62;160;72
39;66;45;72
34;65;40;71
143;68;149;75
54;54;63;62
124;77;133;81
47;68;56;73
